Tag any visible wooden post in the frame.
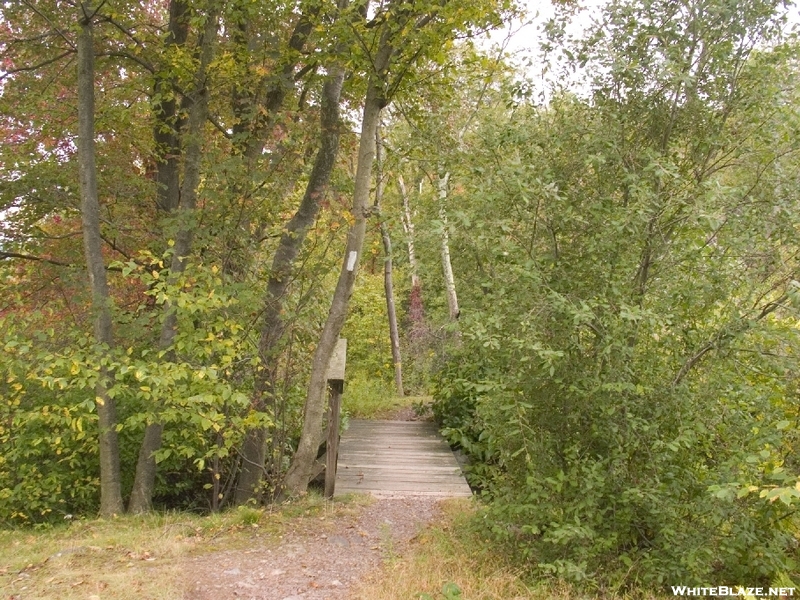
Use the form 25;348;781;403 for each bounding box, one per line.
325;339;347;498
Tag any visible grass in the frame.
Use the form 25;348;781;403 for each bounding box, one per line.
350;499;669;600
1;484;673;600
342;373;430;419
2;494;677;600
0;492;367;600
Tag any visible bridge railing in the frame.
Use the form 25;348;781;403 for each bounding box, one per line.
324;338;347;498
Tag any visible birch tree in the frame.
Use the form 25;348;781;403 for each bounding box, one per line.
375;124;404;396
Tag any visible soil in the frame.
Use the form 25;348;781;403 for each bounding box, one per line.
183;406;443;600
182;496;441;600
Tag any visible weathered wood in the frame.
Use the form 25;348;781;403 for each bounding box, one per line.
326;338;347;382
334;420;472;498
324;380;343;498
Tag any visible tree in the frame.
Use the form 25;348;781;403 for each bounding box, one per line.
76;0;125;517
282;0;514;496
430;0;800;586
127;2;220;514
375;124;404;396
234;7;349;503
1;0;516;519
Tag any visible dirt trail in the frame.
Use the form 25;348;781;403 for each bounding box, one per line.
183;496;440;600
185;404;442;600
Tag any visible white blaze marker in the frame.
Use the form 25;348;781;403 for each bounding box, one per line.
346;251;358;272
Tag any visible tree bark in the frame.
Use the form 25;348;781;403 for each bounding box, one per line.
234;63;347;505
76;2;124;517
438;171;460;321
375;126;403;396
152;0;189;213
381;221;403;395
398;175;421;290
128;6;218;514
281;26;397;496
399;175;425;339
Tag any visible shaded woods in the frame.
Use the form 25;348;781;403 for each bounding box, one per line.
3;0;800;592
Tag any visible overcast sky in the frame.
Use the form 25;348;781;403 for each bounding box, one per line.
479;0;800;100
476;0;605;98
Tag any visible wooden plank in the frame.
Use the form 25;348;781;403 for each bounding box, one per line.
337;489;471;499
334;419;472;498
337;482;472;491
338;457;464;466
338;465;463;473
337;469;466;480
326;338;347;381
338;449;458;457
324;380;343;498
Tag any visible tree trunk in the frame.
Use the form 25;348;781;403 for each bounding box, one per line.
126;1;190;514
380;223;403;395
152;0;189;213
128;7;218;514
375;127;403;396
398;175;421;291
76;2;124;517
438;172;460;321
234;63;347;505
282;52;393;497
399;175;425;341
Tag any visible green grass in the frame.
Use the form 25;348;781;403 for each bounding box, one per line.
342;374;430;419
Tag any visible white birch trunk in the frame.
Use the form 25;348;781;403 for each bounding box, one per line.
438;171;459;321
376;127;403;396
398;175;421;290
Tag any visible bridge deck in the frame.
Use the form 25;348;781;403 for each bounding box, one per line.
334;419;472;498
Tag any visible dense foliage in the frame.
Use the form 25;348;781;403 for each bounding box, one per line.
429;0;800;588
0;0;513;521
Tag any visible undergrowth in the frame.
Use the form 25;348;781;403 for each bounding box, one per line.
342;374;428;419
352;499;670;600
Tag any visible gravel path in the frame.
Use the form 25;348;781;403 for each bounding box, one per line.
183;496;440;600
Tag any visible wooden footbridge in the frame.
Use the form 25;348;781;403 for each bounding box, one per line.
332;419;473;498
322;340;471;498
